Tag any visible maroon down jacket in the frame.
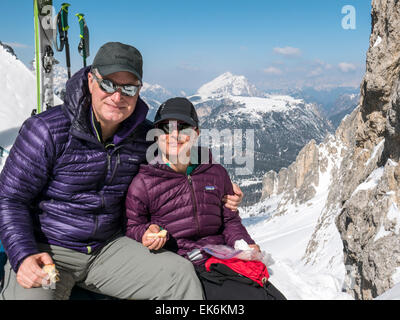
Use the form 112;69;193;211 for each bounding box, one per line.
125;151;255;265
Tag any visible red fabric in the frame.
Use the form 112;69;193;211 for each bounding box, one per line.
205;257;270;287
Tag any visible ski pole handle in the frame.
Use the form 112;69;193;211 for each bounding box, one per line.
60;3;70;32
76;13;90;67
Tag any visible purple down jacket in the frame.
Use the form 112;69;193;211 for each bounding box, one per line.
0;67;153;272
125;151;255;265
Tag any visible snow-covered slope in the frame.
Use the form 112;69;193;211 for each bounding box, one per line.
240;134;352;299
0;44;62;171
375;282;400;300
0;45;36;145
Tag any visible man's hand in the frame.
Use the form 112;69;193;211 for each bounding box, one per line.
17;252;54;289
142;224;167;251
222;183;244;211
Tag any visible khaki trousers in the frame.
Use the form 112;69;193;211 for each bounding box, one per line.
0;235;203;300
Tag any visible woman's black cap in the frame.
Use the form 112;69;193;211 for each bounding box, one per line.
154;97;199;127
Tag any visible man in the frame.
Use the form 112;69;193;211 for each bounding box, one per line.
0;42;243;300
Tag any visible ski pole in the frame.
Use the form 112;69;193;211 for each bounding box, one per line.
56;3;71;78
76;13;90;67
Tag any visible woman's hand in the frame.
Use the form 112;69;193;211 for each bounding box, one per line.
249;244;261;253
222;183;244;211
142;224;167;250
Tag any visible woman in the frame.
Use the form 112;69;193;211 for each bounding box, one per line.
125;97;286;300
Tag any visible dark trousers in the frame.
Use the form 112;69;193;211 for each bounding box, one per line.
196;265;287;300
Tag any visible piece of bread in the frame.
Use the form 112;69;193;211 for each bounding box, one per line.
42;264;60;283
147;229;168;239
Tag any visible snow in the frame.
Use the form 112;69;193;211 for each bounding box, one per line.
392;267;400;285
241;138;352;299
375;282;400;300
1;46;36;150
0;45;62;171
236;177;262;187
0;45;37;170
387;202;400;235
374;224;391;242
373;36;382;48
351;167;384;196
365;139;385;166
197;72;258;98
192;72;313;124
2;43;399;300
230;95;303;114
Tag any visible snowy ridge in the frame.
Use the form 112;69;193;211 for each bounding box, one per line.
229;95;305;114
191;72;316;118
196;72;259;99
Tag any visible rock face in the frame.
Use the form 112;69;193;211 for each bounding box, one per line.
335;0;400;299
261;139;320;209
259;0;400;299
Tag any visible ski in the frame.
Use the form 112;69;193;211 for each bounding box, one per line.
33;0;57;115
76;13;90;67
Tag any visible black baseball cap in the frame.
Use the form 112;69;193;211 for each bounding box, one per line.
154;97;199;127
92;42;143;83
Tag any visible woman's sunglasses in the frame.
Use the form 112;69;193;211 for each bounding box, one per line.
156;122;196;135
91;72;141;97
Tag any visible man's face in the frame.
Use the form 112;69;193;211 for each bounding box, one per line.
88;70;141;129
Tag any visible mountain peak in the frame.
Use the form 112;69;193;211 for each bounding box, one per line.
197;71;259;98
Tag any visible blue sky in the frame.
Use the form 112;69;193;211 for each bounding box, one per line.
1;0;371;93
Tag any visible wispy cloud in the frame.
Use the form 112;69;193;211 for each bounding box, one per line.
3;42;30;49
307;60;333;77
307;67;324;77
263;66;283;75
338;62;356;73
315;59;332;70
273;46;301;56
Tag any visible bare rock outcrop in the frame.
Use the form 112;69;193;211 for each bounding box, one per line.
260;0;400;299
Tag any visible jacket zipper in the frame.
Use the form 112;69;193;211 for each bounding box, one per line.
92;146;119;241
187;175;201;237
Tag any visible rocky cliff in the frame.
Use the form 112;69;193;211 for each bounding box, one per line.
259;0;400;299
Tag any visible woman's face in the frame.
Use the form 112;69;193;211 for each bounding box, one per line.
156;120;199;163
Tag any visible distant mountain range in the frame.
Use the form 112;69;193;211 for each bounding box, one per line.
281;86;360;128
186;72;336;205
